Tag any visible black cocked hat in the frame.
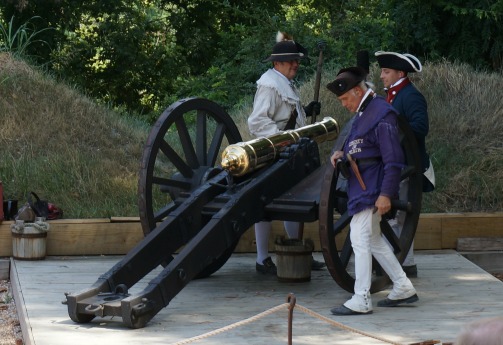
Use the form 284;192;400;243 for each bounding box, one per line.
326;67;366;96
263;31;308;62
375;51;422;73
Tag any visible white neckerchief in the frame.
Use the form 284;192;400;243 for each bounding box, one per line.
257;69;299;103
256;68;306;127
272;68;291;85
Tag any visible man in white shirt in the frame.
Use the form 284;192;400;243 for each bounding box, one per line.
248;31;324;274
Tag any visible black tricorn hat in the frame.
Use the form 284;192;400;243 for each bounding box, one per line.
263;31;308;62
326;67;366;96
375;51;422;73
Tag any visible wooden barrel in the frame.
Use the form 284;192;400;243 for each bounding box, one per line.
275;238;314;282
12;226;47;260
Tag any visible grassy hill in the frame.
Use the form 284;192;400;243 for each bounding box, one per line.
1;53;502;218
0;53;148;218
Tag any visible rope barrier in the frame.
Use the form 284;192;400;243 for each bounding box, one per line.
167;294;404;345
167;303;290;345
294;303;402;345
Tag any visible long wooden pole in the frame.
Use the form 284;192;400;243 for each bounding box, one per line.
298;40;327;241
310;40;326;124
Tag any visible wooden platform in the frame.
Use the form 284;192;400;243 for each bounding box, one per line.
9;250;503;345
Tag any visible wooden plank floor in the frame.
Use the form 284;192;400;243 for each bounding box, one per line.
10;250;503;345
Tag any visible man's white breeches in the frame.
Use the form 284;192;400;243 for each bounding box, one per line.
344;208;415;312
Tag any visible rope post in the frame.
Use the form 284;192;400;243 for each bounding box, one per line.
287;293;296;345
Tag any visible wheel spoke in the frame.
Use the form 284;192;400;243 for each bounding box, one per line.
175;117;199;169
207;122;226;167
153;202;177;223
333;210;351;235
401;165;416;180
152;176;192;190
159;140;193;178
196;110;208;166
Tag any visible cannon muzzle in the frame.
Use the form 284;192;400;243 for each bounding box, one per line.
221;117;339;176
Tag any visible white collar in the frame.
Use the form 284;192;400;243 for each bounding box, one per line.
357;88;374;113
390;77;407;89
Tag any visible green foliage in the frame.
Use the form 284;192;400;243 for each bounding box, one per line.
382;0;503;69
159;1;300;111
1;0;503;122
51;1;184;116
0;15;51;57
439;0;503;70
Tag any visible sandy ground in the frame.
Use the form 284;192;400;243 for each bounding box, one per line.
0;279;23;345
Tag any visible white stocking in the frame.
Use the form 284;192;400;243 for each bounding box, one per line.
284;221;301;239
255;221;271;264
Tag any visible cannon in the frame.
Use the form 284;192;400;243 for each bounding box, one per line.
64;97;422;328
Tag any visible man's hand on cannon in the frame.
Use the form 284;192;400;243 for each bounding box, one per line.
304;101;321;117
374;195;392;216
330;150;344;167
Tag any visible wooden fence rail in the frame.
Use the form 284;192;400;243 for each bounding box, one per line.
1;213;502;257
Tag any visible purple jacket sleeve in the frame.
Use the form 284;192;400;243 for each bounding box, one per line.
376;116;404;198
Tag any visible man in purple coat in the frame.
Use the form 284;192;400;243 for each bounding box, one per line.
327;67;418;315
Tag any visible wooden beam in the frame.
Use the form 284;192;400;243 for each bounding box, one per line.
459;251;503;273
0;219;143;256
441;213;503;249
412;214;443;250
1;212;502;257
457;237;503;251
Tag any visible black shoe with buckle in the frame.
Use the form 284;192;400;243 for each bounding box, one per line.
331;305;373;315
402;265;418;278
256;257;277;275
377;294;419;307
311;257;326;270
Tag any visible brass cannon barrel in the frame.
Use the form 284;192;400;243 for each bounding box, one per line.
221;117;339;176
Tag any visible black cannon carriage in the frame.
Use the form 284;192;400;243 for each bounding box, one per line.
64;97;422;329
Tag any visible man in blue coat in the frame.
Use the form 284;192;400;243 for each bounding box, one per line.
375;51;435;278
327;67;418;315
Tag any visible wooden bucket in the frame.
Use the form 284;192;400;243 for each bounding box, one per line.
12;226;47;260
275;238;314;282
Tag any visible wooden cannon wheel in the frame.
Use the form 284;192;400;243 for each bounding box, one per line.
318;115;423;293
138;97;242;277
